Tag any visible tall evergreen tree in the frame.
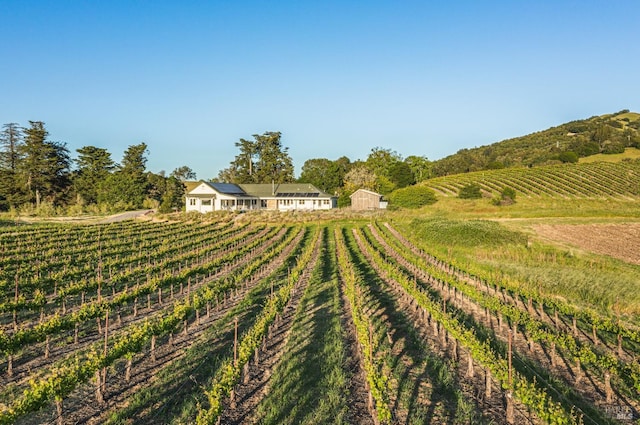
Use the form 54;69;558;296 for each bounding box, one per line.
17;121;71;206
98;143;149;208
0;123;24;209
73;146;115;204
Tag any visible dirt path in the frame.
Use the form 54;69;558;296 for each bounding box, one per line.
98;210;155;224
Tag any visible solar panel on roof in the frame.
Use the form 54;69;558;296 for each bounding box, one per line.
276;192;320;197
210;183;246;195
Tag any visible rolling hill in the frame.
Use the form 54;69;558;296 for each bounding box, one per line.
430;110;640;177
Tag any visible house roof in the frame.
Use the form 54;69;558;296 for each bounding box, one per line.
210;182;247;195
186;182;334;199
239;183;333;198
183;181;201;193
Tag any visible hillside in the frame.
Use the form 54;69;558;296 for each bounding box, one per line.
423;160;640;199
431;110;640;176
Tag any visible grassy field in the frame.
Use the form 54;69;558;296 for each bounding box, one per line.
580;147;640;163
389;196;640;317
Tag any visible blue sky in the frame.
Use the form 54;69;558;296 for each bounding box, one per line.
1;1;639;179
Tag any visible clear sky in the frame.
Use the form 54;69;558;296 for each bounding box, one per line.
1;1;639;180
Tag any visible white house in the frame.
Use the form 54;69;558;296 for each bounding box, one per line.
185;182;336;213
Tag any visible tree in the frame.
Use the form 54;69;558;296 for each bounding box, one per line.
0;123;22;172
404;155;431;182
388;161;415;189
159;176;185;213
98;143;149;208
365;147;402;178
0;123;24;209
170;166;196;181
252;132;294;183
365;147;409;194
73;146;115;204
299;156;351;194
220;132;294;184
343;164;376;192
17;121;71;207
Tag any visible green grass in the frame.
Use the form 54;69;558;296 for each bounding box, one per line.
405;217;528;247
579;147;640;163
389;196;640;220
392;217;640;318
254;228;350;425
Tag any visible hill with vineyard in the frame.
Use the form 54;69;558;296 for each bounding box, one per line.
422;160;640;199
430;110;640;176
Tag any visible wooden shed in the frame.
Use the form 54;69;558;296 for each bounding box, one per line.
350;189;387;210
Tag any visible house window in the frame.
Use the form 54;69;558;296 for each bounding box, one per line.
323;199;330;205
299;200;304;205
202;199;212;206
189;198;197;206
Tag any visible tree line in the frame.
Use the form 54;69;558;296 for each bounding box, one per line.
215;131;433;207
0;121;195;215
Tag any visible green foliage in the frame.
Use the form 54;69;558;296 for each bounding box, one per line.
458;183;482;199
299;156;351;194
408;217;528;247
73;146;115;204
404;155;431;182
98;143;149;208
337;192;351;208
492;186;517;206
170;165;196;181
558;151;578;163
159;176;186;213
17;121;71;206
388;161;415;189
501;186;516;200
219;131;294;184
430;111;640;176
601;141;626;154
388;185;437;209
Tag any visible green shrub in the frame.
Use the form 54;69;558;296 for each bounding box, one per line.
491;186;516;206
388;185;437;209
502;186;516;200
408;218;528;247
601;141;625;154
558;151;579;163
458;183;482;199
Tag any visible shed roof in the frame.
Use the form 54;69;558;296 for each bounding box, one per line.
349;188;383;198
